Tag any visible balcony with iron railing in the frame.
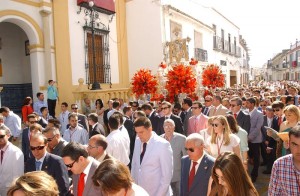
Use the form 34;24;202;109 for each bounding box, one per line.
194;48;208;62
213;36;241;57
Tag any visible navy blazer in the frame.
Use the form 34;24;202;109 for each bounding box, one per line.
149;111;160;133
25;153;70;196
180;154;215;196
21;128;32;162
236;110;251;134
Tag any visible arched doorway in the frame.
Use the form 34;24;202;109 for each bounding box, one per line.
0;22;32;112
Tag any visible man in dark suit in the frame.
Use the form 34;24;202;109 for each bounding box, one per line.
182;98;193;136
123;106;135;166
87;134;112;162
181;133;215;196
261;106;276;174
202;95;213;116
88;113;106;137
43;126;68;157
22;114;38;162
141;103;160;133
157;101;183;135
71;104;89;132
25;133;70;196
103;100;113;129
230;97;251;133
173;102;185;123
62;142;102;196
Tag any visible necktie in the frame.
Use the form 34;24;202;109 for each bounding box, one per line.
278;117;282;126
140;142;147;164
78;172;86;196
0;150;4;164
35;161;42;171
188;161;198;190
234;113;237;119
204;107;208;115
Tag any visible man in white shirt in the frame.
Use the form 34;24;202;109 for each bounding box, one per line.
63;113;89;145
107;101;121;120
106;113;130;165
0;125;24;196
58;102;70;136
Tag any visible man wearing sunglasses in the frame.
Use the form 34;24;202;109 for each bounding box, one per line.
0;125;24;196
43;127;68;157
187;101;208;136
25;133;69;196
180;133;215;196
62;142;102;196
70;103;89;132
229;97;250;134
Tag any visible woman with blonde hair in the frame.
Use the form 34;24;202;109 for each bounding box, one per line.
206;115;241;160
267;104;300;157
208;152;259;196
7;171;59;196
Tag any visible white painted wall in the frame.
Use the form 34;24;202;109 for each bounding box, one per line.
68;0;119;85
126;0;164;79
0;22;31;84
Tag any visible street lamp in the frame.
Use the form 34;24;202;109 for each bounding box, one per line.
84;0;101;90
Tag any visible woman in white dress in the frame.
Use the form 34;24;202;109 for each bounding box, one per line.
206;115;242;160
95;99;105;127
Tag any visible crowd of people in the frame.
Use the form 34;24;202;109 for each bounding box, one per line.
1;80;300;195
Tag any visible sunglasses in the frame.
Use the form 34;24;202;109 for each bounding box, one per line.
161;107;170;110
274;108;281;112
30;146;45;151
211;123;221;127
205;100;211;102
191;107;199;109
185;147;195;152
47;135;56;142
260;105;267;107
229;104;236;107
0;134;6;139
29;121;37;124
72;107;78;110
65;159;77;168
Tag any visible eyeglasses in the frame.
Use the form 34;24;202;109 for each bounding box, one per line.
185;147;195;152
30;146;46;151
0;134;6;139
87;144;98;149
29;120;37;124
65;159;77;168
72;107;78;110
161;107;170;110
205;100;211;102
211;123;221;127
191;107;199;109
46;135;56;142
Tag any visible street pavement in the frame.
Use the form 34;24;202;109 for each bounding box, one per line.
249;164;270;196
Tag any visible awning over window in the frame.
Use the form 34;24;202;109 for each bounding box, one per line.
77;0;115;15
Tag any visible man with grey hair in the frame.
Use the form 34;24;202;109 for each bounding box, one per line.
161;119;186;196
0;125;24;196
180;133;215;196
43;127;68;157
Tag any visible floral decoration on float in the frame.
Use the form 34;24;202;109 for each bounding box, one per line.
201;64;225;89
131;69;158;98
165;64;197;103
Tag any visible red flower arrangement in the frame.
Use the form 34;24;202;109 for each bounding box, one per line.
159;62;167;69
165;64;197;103
202;64;225;89
189;58;198;66
150;93;165;102
131;69;158;98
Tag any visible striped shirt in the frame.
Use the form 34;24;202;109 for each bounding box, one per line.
268;154;300;196
63;126;89;145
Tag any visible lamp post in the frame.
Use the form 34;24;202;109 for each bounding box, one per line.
85;1;101;90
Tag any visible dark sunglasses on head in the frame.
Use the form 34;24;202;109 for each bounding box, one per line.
65;159;77;168
0;134;6;139
185;147;194;152
30;146;45;151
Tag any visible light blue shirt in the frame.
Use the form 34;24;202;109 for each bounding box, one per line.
47;85;58;100
33;100;48;115
4;111;21;137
